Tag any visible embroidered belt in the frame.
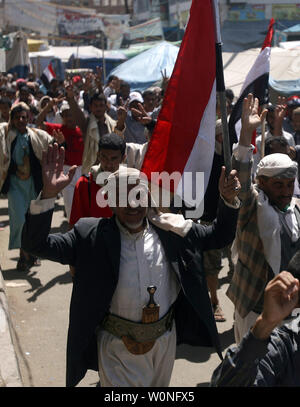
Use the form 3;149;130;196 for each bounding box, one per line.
101;306;174;343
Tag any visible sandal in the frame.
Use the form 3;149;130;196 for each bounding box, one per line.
26;255;41;269
213;303;226;322
16;257;29;272
33;257;41;267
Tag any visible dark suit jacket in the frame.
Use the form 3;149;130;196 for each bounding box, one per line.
22;199;239;387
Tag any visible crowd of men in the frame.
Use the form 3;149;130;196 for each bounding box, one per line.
1;67;300;387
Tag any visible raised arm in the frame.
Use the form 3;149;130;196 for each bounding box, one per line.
114;97;128;133
21;144;78;264
81;68;104;111
211;271;299;387
188;166;241;251
65;83;88;136
239;93;268;148
232;94;268;204
94;66;104;94
36;97;63;129
273;96;287;138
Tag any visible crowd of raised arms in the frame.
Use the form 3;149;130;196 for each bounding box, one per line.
2;67;300;387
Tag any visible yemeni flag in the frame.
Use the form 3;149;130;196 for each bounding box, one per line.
40;63;56;89
228;18;275;148
141;0;217;217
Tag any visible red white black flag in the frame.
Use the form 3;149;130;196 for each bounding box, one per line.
40;63;56;89
228;18;275;146
141;0;217;216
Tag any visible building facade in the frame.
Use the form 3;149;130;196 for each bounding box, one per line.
50;0;133;15
225;1;300;22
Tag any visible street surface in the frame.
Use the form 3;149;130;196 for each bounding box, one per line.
0;195;235;387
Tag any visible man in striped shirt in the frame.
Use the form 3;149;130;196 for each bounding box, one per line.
227;94;300;344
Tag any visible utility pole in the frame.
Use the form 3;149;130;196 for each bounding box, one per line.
2;0;6;33
124;0;130;15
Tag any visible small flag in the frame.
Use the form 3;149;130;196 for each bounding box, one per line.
40;63;56;89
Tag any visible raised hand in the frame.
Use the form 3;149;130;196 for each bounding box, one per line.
44;98;55;113
53;95;65;105
65;82;76;100
273;96;287;136
117;97;129;123
83;72;94;93
263;272;299;324
112;76;120;92
275;96;287;119
131;103;152;125
95;66;103;92
161;68;169;93
0;74;7;88
45;96;65;113
41;143;77;199
52;129;65;145
251;271;299;340
218;166;241;205
240;93;267;146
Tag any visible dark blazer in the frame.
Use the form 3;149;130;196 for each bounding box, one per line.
22;199;239;387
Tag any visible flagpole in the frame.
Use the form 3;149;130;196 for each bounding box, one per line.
212;0;232;176
261;107;267;158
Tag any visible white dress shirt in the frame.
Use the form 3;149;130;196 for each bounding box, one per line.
97;218;180;387
110;218;180;321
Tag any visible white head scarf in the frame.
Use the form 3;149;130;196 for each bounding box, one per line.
99;166;193;237
255;153;298;275
256;153;298;179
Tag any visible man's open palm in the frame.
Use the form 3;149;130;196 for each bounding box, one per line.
41;143;77;199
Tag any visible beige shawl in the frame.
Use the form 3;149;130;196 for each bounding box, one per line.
0;123;53;191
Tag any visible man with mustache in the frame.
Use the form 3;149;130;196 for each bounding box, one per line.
21;143;241;387
227;93;300;344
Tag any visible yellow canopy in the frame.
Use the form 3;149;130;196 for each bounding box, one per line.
27;39;45;52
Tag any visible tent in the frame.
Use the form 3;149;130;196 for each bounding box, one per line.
273;24;300;47
269;77;300;97
121;41;165;59
121;40;181;59
29;49;63;79
30;45;127;80
65;46;127;77
222;46;300;102
39;46;127;64
108;41;179;91
221;19;300;52
27;39;46;52
283;24;300;33
279;40;300;50
110;42;300;97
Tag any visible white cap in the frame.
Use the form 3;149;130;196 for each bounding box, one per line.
60;101;71;114
256;153;298;179
129;91;143;105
